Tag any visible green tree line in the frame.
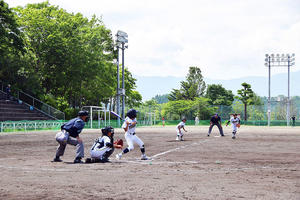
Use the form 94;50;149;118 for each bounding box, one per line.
147;66;263;121
0;1;142;118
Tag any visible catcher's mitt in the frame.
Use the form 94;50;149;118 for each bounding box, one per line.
236;123;240;128
114;139;123;148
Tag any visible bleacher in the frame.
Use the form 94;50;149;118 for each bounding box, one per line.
0;91;52;121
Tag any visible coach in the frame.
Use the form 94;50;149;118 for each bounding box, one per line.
207;113;224;137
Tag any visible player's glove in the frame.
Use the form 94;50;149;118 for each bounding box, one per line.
114;139;123;149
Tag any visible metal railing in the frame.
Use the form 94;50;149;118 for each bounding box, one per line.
0;120;65;132
18;91;65;120
0;81;65;120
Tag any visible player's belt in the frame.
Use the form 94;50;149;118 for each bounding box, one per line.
129;132;135;135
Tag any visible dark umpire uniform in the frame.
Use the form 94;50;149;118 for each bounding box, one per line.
208;114;224;136
53;111;89;163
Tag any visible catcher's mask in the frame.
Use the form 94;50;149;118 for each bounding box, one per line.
126;109;137;119
101;126;114;137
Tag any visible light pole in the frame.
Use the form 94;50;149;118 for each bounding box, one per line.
265;53;295;126
116;30;128;121
115;45;120;127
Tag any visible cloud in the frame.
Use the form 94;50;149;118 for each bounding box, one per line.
6;0;300;79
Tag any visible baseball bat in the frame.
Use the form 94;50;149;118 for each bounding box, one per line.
110;111;123;120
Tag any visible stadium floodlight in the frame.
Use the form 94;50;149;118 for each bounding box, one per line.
117;30;128;38
115;30;128;121
117;36;128;43
264;53;296;126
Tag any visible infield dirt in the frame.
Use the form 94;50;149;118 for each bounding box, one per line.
0;126;299;200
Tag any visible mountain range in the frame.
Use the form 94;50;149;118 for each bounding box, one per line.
134;70;300;101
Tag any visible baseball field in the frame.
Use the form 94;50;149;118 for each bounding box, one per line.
0;126;299;200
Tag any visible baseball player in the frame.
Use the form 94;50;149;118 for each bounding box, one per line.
226;114;241;139
208;113;224;137
116;109;148;160
53;110;89;163
87;126;122;163
176;117;187;141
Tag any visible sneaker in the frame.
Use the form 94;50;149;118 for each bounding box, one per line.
53;157;62;162
141;154;148;160
180;137;184;141
116;153;122;160
101;158;110;163
74;158;83;164
85;158;92;163
221;134;225;137
232;135;236;139
207;134;210;137
176;136;180;141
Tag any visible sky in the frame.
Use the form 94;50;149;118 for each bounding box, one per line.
5;0;300;80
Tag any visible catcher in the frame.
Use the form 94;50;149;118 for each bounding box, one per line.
226;114;241;139
86;126;123;163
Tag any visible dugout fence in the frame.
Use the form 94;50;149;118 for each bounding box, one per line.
1;119;300;133
1;100;300;132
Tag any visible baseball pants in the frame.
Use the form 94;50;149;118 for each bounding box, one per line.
90;147;114;159
55;136;84;158
176;129;183;137
208;123;224;136
125;132;144;151
232;124;238;136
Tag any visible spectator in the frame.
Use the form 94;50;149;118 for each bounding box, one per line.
195;116;199;125
162;117;165;127
5;84;11;101
291;115;296;126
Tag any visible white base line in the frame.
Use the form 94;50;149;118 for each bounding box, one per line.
0;165;71;172
151;139;209;159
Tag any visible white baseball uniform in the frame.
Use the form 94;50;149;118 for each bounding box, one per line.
122;117;144;151
229;117;240;136
90;136;112;159
176;121;185;137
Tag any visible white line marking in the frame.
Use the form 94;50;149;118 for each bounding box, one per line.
151;140;209;158
0;165;71;172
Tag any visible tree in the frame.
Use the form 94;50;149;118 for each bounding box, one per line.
236;82;254;121
163;100;194;119
152;94;169;104
5;1;142;118
169;66;206;101
193;97;217;120
0;0;23;53
206;84;234;106
0;0;24;86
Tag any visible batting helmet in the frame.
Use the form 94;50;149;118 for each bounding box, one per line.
126;109;137;119
78;110;89;117
101;126;114;136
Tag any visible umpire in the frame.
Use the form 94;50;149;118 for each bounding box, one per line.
53;110;89;163
207;113;224;137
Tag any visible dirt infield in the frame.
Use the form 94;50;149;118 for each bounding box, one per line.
0;126;299;200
